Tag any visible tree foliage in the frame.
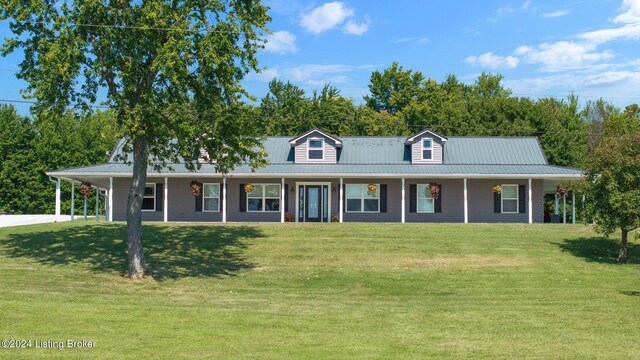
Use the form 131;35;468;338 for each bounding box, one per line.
1;0;271;279
580;110;640;261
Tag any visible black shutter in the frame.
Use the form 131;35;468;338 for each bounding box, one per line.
380;184;387;213
195;187;202;212
494;191;501;213
156;183;163;212
409;184;417;213
284;184;289;212
219;183;223;212
239;184;247;212
519;184;526;214
343;184;346;213
435;185;442;213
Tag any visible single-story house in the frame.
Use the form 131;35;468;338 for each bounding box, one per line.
46;128;583;223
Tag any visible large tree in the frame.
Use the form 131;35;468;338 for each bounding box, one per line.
1;1;270;278
581;109;640;261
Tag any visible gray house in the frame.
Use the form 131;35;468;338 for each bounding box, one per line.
47;128;583;223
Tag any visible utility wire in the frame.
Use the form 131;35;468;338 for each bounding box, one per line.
5;19;244;34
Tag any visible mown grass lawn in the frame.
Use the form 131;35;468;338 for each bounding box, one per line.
0;222;638;359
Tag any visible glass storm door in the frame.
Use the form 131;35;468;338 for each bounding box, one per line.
305;186;322;222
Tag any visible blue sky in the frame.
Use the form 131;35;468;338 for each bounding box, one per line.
2;0;640;114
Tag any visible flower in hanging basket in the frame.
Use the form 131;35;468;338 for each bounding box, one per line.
80;182;92;200
244;183;254;193
492;184;502;194
190;180;203;197
367;183;377;193
556;185;568;199
429;183;441;200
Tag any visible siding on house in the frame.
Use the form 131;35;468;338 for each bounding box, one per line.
168;178;222;222
342;178;402;223
293;134;338;164
405;179;464;223
112;177;164;222
467;178;543;223
411;136;444;164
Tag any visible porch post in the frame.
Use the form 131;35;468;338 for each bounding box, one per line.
563;195;567;224
95;188;99;222
401;178;405;223
281;178;285;223
108;178;113;222
222;177;227;223
339;178;344;223
55;178;61;222
71;181;75;222
528;178;532;224
163;177;168;223
463;178;468;224
554;194;558;215
572;192;576;224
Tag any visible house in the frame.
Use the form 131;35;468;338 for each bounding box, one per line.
46;128;583;223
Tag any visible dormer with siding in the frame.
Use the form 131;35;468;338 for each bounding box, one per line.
289;129;342;164
405;129;447;164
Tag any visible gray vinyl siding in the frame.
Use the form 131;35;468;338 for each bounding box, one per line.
226;178;281;222
168;178;222;222
405;179;464;223
411;136;444;164
112;177;164;222
293;134;338;164
343;178;402;223
467;179;543;223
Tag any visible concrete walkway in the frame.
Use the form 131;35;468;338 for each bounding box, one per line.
0;215;72;228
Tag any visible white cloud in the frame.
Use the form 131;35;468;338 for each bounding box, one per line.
613;0;640;23
497;1;532;14
542;10;571;18
465;52;520;70
514;41;614;72
394;37;430;44
578;22;640;44
300;2;353;34
521;1;532;10
264;31;297;54
343;17;370;35
248;64;376;86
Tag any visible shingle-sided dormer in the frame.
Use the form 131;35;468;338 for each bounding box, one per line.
405;128;447;164
289;128;342;164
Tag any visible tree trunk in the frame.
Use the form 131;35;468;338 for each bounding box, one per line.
127;136;149;279
618;229;628;262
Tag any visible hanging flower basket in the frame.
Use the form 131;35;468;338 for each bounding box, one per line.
556;185;568;199
492;184;502;194
190;180;203;197
429;183;441;200
367;183;377;193
80;182;92;200
244;183;254;193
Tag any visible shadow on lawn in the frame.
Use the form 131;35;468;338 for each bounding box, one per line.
555;237;640;265
0;224;263;281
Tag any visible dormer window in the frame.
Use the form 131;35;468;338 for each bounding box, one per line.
308;138;324;160
422;138;433;160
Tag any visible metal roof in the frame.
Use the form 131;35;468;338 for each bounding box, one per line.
53;135;581;179
48;163;583;178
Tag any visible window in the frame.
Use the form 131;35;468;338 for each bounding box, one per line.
308;138;324;160
422;138;433;160
142;183;156;211
203;183;220;212
417;184;435;213
346;184;379;212
248;184;280;212
501;184;518;213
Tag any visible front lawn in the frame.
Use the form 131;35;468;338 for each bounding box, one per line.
0;222;638;359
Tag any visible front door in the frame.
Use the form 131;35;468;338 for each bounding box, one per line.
305;186;322;222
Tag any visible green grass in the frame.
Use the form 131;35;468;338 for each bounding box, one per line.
0;222;639;359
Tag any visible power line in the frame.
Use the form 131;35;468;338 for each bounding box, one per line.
4;19;244;34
